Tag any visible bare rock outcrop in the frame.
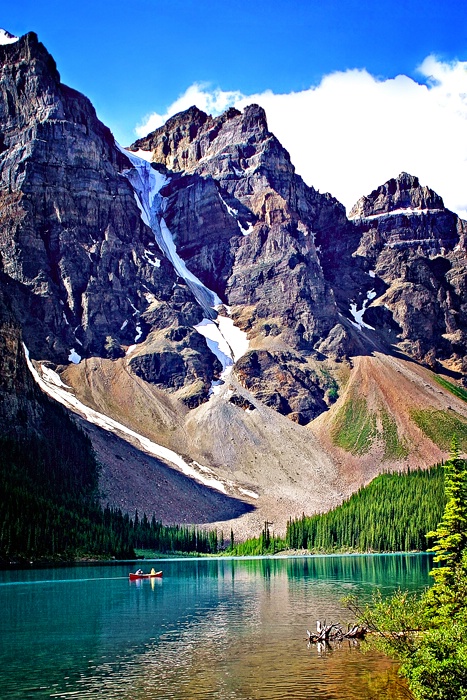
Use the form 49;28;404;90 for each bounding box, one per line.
1;32;466;450
130;104;351;419
312;171;466;371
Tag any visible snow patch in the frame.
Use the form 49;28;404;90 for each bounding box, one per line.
368;270;376;278
195;312;249;397
159;217;221;310
238;488;259;500
349;301;375;331
195;314;249;368
0;29;18;45
118;145;221;316
209;380;225;396
68;349;81;364
219;192;238;218
195;319;233;372
129;149;154;162
219;191;254;236
217;314;249;362
144;250;161;267
120;320;128;330
238;221;255;236
24;345;228;494
41;365;71;389
133;192;149;226
349;207;444;221
128;299;139;316
117;144;168;228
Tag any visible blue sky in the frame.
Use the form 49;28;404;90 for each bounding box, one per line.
3;1;467;215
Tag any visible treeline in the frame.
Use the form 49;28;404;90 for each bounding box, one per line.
130;511;221;554
228;522;286;556
0;402;135;560
0;395;448;562
0;402;220;561
287;465;446;552
227;465;446;556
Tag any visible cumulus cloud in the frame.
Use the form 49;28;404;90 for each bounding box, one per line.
135;58;467;219
135;83;243;135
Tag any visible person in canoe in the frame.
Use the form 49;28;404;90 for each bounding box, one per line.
150;568;156;575
135;568;143;575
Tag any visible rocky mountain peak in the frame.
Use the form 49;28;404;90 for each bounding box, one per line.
239;103;268;134
349;171;445;219
130;105;211;163
0;30;59;76
129;103;272;175
1;33;467;539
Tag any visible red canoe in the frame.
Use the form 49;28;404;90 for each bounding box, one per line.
129;571;163;580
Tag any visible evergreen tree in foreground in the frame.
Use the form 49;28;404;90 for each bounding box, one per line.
350;438;467;700
427;436;467;589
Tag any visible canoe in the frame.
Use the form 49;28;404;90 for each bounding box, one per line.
129;571;163;580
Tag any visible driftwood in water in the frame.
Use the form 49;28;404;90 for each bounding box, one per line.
306;620;367;644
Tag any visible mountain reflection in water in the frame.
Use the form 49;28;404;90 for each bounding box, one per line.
1;554;429;699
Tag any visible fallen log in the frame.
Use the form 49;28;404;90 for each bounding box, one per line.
307;620;367;644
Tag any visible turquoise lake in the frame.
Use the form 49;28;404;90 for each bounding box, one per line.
0;554;432;699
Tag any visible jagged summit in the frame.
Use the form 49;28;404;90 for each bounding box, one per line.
130;103;272;175
0;32;466;536
349;172;445;219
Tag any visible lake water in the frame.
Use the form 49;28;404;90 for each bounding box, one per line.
0;554;431;699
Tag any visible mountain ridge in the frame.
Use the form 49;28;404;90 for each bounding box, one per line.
0;31;466;537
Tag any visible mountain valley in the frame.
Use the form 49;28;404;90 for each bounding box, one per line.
1;31;466;539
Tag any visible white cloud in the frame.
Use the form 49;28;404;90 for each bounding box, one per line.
135;83;243;136
134;58;467;219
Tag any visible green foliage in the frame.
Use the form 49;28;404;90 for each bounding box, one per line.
130;515;220;555
331;396;411;460
402;621;467;700
410;409;467;451
331;396;377;454
227;521;286;556
0;421;135;560
433;375;467;403
349;588;467;699
381;410;410;460
427;437;467;588
346;588;428;657
0;403;222;561
286;466;445;553
352;440;467;700
104;335;124;359
320;368;339;403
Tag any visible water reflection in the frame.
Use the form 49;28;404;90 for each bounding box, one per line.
0;555;428;699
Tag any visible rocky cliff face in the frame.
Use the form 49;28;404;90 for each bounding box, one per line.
132;104;346;347
1;32;467;536
1;33;466;418
0;32;224;405
0;270;42;435
346;173;467;370
130;104;356;419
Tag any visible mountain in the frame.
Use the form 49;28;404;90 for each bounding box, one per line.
0;32;466;539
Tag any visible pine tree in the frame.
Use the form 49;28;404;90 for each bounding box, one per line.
427;436;467;588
